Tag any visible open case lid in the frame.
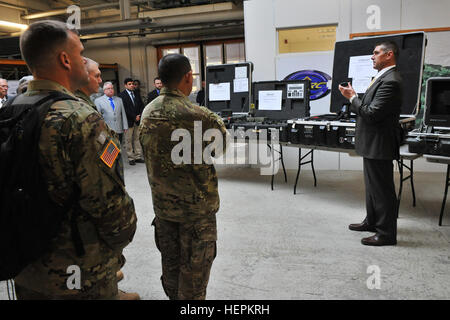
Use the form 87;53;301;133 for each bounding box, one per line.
205;62;253;114
252;80;311;120
330;32;426;116
424;77;450;127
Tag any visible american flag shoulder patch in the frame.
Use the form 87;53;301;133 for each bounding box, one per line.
100;139;120;168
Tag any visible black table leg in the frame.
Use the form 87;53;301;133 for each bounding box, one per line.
410;159;416;207
439;164;450;226
280;145;287;183
397;159;403;218
294;148;301;195
311;150;317;187
270;143;275;191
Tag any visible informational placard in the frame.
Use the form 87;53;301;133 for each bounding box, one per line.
259;90;283;111
348;55;377;79
287;83;304;99
233;78;248;93
209;82;230;101
352;77;372;93
235;66;247;79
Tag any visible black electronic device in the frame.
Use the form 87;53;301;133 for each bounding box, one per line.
424;77;450;128
252;80;311;121
230;80;311;143
406;77;450;156
205;62;253;115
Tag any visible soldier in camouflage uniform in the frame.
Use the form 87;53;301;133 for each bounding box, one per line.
13;20;137;300
139;54;229;300
74;57;139;299
75;58;102;111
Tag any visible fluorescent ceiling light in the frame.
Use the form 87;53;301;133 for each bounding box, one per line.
0;20;28;30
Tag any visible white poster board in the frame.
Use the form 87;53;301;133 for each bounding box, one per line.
209;82;230;101
259;90;283;111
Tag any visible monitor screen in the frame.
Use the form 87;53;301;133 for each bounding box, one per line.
425;78;450;127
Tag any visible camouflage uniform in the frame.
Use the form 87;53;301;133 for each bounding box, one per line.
75;90;97;112
14;80;137;300
75;89;127;270
139;87;228;300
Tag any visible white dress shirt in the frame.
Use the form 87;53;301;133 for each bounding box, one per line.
0;96;7;108
126;89;135;105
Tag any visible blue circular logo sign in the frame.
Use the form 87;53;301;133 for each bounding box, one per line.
284;70;331;100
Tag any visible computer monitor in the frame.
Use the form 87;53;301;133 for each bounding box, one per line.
424;77;450;127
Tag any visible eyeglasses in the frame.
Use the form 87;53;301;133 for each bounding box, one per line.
0;85;8;88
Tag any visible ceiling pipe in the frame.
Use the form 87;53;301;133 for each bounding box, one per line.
149;33;244;46
22;9;67;20
0;1;28;11
21;0;151;20
80;22;243;41
80;18;153;35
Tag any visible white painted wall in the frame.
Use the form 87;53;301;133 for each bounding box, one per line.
244;0;450;172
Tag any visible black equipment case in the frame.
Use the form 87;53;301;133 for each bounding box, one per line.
406;77;450;156
205;62;253;122
230;80;311;142
288;32;427;149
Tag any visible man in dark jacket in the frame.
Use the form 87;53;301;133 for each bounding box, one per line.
339;41;403;246
120;77;144;165
146;77;163;105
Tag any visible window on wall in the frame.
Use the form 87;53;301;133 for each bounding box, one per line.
225;42;246;64
162;48;180;56
205;44;223;66
182;47;201;93
157;39;245;90
278;25;337;54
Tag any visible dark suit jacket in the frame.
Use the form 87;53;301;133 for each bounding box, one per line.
120;89;144;128
350;67;403;160
196;88;205;106
134;88;145;108
147;89;159;105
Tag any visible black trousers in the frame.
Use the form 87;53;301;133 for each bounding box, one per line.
363;158;397;239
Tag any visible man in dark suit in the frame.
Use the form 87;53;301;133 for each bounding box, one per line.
133;79;145;107
339;41;403;246
146;77;163;104
196;80;206;106
120;77;145;165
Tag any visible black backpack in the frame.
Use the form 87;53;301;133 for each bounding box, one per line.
0;91;84;281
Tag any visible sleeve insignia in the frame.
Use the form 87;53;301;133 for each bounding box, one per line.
100;140;120;168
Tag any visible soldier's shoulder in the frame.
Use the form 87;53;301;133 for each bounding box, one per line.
48;99;102;132
142;95;170;116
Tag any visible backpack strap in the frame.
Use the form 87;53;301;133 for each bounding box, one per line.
0;92;77;127
68;185;85;257
12;91;85;257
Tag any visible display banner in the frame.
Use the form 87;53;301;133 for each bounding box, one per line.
276;51;333;116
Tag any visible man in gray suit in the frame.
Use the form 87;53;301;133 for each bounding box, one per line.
339;41;403;246
95;82;128;143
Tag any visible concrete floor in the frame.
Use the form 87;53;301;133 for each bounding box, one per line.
1;162;450;300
